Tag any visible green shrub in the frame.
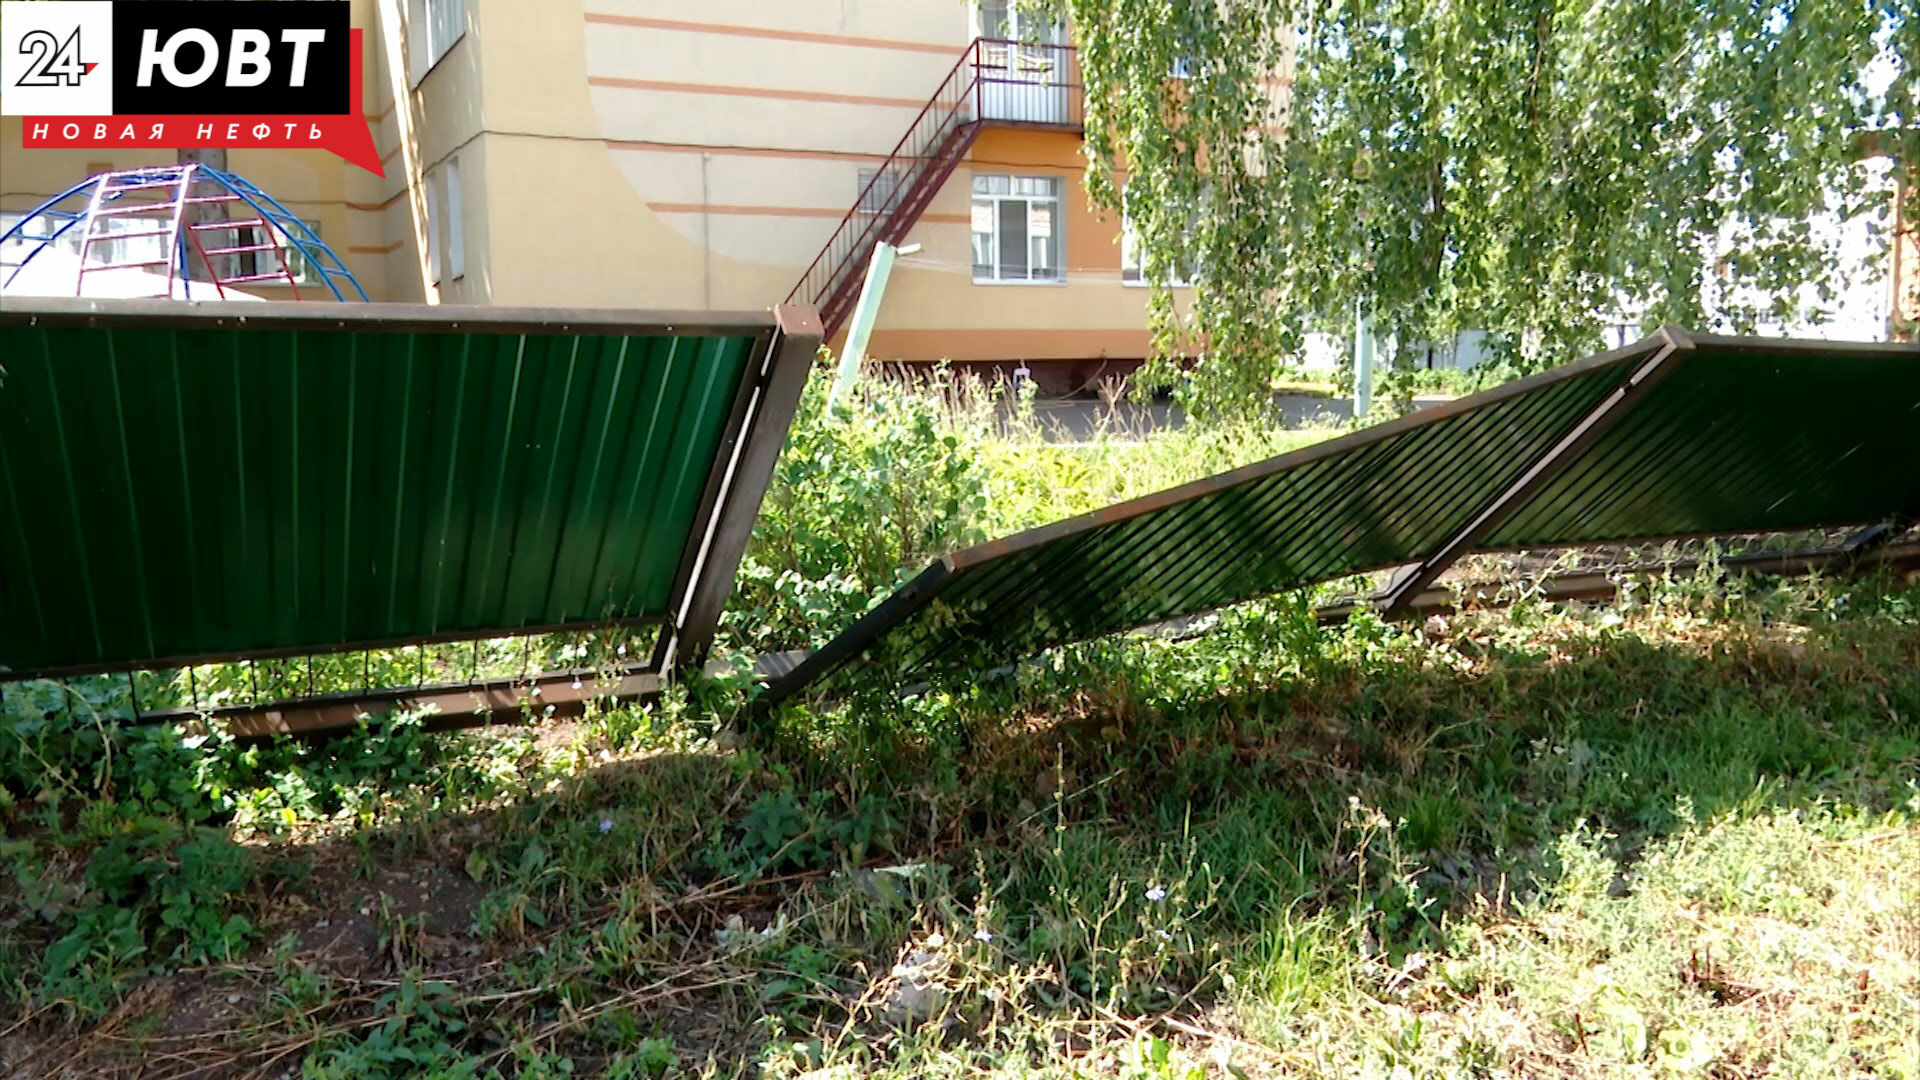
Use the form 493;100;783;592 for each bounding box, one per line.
722;361;1337;657
36;825;259;1017
725;369;991;653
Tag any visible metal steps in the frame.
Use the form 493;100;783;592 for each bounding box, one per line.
787;45;987;339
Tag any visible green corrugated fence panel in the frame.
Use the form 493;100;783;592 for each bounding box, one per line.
765;331;1920;703
868;359;1635;680
0;302;772;676
1488;337;1920;546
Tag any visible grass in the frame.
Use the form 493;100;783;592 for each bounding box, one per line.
2;369;1917;1077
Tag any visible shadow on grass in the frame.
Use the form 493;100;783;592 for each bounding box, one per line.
4;573;1918;1076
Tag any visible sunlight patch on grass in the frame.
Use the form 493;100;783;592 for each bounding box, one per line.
1227;803;1920;1077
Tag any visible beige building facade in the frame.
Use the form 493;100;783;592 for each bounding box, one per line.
7;3;1905;350
2;0;1171;375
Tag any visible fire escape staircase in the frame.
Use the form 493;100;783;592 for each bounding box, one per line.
787;38;1080;339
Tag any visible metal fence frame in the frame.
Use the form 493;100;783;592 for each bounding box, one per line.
761;327;1920;707
0;298;822;732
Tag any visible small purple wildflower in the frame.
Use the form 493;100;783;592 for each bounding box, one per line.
1144;885;1167;903
973;929;993;943
598;817;614;834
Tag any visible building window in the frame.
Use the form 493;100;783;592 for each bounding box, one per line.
1120;218;1195;287
0;210;54;271
426;177;441;285
0;211;23;261
1120;189;1200;287
2;209;85;266
974;0;1062;43
231;219;325;287
408;0;466;83
281;220;326;287
856;169;902;215
426;158;465;286
971;174;1063;284
86;214;169;269
3;209;176;274
444;158;464;280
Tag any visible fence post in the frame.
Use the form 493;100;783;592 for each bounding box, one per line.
830;242;911;407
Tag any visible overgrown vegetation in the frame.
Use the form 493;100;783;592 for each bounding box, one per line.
1067;0;1919;417
723;373;1327;655
2;373;1916;1077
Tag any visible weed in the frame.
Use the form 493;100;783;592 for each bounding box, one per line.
2;372;1917;1077
604;1036;677;1078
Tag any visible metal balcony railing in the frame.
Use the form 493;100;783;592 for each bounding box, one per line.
786;38;1082;337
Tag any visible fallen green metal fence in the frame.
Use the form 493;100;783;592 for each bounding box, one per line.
763;328;1920;706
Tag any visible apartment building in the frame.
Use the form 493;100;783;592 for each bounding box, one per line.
1;0;1172;382
3;0;1909;354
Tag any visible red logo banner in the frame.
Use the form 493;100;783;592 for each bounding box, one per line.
20;28;383;176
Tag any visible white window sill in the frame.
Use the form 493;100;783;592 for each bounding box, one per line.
1122;278;1194;289
972;276;1068;286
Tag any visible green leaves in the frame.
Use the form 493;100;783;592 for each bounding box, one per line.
725;370;992;653
28;826;263;1017
1067;0;1916;418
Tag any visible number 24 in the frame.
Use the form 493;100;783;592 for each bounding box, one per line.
16;28;86;88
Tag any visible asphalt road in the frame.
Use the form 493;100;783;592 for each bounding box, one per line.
1018;392;1454;441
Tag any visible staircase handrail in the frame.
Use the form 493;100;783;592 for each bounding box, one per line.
784;41;984;308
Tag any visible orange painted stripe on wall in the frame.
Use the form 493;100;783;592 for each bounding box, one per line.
583;12;957;55
346;241;403;254
345;189;409;212
650;202;846;218
615;137;1090;173
648;201;968;224
866;327;1155;363
610;139;890;165
588;76;926;109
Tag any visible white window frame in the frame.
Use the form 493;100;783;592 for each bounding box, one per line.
279;219;326;288
86;213;168;269
1;209;84;267
425;158;465;287
426;167;443;285
971;173;1065;285
1120;189;1199;288
974;0;1063;43
0;211;23;269
855;168;903;215
444;157;464;281
1121;218;1194;288
235;218;326;287
408;0;467;85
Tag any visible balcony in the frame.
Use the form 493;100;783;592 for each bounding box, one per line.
970;38;1083;132
785;38;1083;336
